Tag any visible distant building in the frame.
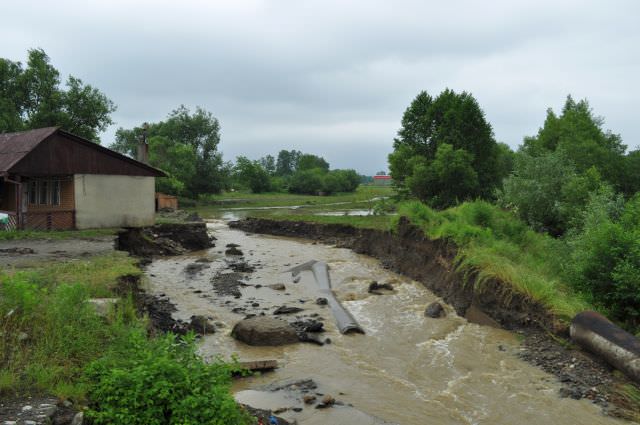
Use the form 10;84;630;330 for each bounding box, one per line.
0;127;165;231
372;175;392;186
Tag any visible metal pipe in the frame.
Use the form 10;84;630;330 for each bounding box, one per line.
288;260;365;334
570;311;640;383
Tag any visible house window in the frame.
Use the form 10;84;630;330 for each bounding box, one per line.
29;181;37;204
52;181;61;206
39;181;48;205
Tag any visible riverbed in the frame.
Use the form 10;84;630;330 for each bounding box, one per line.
145;220;626;425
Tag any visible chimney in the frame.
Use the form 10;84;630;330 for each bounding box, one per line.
137;122;149;164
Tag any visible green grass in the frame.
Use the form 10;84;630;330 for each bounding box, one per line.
0;228;117;241
193;185;394;215
397;200;591;321
0;252;140;398
247;209;395;230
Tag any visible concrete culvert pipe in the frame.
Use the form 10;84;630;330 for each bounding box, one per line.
570;311;640;383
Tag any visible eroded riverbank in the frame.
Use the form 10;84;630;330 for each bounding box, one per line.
142;220;628;425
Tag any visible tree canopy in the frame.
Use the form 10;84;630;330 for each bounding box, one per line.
522;95;635;195
0;48;115;142
111;106;227;197
389;89;506;207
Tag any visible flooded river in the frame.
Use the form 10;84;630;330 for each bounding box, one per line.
146;220;626;425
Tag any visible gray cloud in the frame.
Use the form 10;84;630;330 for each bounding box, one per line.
2;0;639;174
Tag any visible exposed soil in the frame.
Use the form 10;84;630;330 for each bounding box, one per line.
0;236;115;268
116;222;214;257
229;217;640;418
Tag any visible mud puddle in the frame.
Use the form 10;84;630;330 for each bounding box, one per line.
144;220;627;425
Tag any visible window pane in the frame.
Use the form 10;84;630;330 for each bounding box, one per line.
39;181;48;205
52;181;60;206
29;181;37;204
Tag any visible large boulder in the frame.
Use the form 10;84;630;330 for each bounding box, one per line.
232;317;299;346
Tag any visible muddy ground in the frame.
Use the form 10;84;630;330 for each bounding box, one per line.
0;236;116;268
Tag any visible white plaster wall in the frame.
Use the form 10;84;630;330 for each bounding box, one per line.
74;174;156;229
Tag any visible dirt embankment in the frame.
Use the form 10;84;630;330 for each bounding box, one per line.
230;217;639;417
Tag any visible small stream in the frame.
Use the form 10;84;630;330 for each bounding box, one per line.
145;220;625;425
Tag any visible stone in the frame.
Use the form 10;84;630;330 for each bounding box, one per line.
273;305;304;315
231;317;299;346
267;283;286;291
22;405;33;412
315;297;328;306
189;315;216;334
425;302;445;318
71;412;84;425
17;332;28;342
87;298;118;317
303;394;316;404
368;281;394;294
225;247;243;256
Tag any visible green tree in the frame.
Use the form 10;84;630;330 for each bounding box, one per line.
259;154;276;175
288;168;325;194
233;156;271;193
522;96;630;194
564;193;640;328
498;151;606;235
112;106;227;197
406;143;479;209
296;154;329;172
389;89;501;204
275;150;301;176
0;48;115;142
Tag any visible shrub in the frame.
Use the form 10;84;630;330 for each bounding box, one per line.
85;332;250;425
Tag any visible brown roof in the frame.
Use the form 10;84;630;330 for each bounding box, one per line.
0;127;166;177
0;127;58;172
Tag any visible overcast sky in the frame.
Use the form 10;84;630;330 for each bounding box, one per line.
3;0;639;175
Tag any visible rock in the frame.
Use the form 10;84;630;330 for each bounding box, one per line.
316;394;336;409
232;317;299;346
184;262;210;275
0;247;35;255
225;247;244;256
273;306;304;315
303;394;316;404
315;297;328;306
17;332;28;342
71;412;84;425
268;283;286;291
87;298;119;317
195;257;213;263
189;315;216;334
22;405;33;412
368;281;394;294
229;261;255;272
425;302;445;318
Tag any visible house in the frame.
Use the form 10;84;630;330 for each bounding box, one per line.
0;127;165;231
372;174;392;186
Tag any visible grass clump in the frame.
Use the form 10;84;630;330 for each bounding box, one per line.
397;200;591;320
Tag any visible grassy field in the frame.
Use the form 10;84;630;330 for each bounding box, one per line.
193;185;394;216
0;228;117;241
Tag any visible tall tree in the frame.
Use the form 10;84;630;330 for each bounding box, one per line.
389;89;501;206
275;150;301;176
522;95;630;194
296;154;329;172
0;48;115;142
112;106;226;196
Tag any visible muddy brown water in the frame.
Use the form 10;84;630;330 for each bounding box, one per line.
145;220;626;425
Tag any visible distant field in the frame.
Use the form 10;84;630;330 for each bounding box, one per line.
192;185;395;219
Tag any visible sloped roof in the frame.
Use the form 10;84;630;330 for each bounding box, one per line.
0;127;165;177
0;127;58;172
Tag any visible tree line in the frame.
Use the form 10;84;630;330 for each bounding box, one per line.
390;88;640;327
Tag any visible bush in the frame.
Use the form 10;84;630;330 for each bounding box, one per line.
564;194;640;328
85;332;250;425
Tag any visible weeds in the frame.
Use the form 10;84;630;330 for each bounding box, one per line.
398;200;591;321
